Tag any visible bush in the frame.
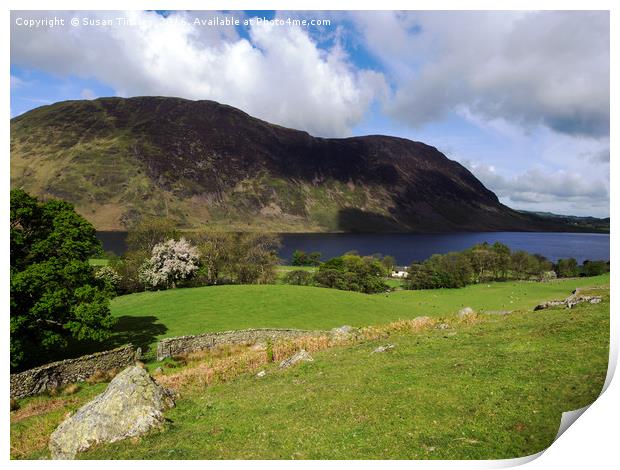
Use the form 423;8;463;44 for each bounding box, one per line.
406;252;473;289
94;266;122;295
139;238;200;289
555;258;579;278
313;254;389;294
291;250;321;266
283;270;314;286
582;260;609;277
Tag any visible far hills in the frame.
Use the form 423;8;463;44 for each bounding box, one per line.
9;96;607;233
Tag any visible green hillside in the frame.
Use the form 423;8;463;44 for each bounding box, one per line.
99;274;610;358
11;283;609;459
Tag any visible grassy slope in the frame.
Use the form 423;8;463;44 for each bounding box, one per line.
12;286;609;459
109;274;609;352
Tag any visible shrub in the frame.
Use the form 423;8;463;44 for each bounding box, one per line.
94;266;122;295
555;258;579;278
283;270;314;286
291;250;322;266
313;254;389;294
582;260;609;277
139;237;200;289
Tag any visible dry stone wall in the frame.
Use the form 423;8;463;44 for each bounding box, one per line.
11;345;138;399
156;328;329;360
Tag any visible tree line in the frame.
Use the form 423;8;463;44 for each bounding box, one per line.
403;241;608;290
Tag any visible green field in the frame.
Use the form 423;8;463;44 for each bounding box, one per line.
106;274;609;358
11;283;610;459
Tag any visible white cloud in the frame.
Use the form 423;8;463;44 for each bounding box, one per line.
353;11;609;138
10;75;26;88
462;160;609;217
80;88;96;100
11;10;385;137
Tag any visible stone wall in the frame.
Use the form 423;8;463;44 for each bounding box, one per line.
10;345;138;399
156;328;329;360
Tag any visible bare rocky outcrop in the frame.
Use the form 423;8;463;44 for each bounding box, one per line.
534;293;603;311
279;350;314;369
49;366;174;459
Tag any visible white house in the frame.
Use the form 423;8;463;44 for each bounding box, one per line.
391;269;408;278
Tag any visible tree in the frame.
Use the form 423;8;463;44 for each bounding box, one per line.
94;266;122;295
233;233;281;284
381;255;397;273
291;250;308;266
283;270;314;286
307;251;322;266
10;189;116;371
139;238;200;289
510;250;532;279
556;258;579;278
466;244;497;282
582;260;608;277
190;232;236;285
491;242;511;279
314;254;389;293
126;217;179;254
291;250;321;266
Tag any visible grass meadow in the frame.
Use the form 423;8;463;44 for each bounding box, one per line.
10;274;610;459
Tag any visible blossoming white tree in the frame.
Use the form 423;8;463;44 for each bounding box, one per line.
139;237;200;289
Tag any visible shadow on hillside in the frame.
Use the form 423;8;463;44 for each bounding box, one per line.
337;208;404;232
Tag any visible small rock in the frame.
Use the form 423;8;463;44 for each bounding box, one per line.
279;349;314;369
331;325;357;337
256;370;266;378
457;307;475;319
49;366;174;459
153;367;164;375
590;297;602;304
372;344;395;354
436;323;450;330
534;300;565;311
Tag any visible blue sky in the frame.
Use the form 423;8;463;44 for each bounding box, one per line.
10;10;610;216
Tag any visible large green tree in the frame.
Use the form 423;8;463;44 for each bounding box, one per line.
10;189;116;371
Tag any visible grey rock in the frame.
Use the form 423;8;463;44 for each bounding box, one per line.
372;344;395;354
436;323;450;330
256;370;266;378
457;307;475;319
534;300;565;311
153;367;164;375
279;350;314;369
590;297;602;304
49;366;175;459
331;325;357;337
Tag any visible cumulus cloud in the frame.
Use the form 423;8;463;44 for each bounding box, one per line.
11;10;385;137
353;11;609;138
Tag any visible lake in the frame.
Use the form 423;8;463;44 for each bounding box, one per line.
96;231;609;266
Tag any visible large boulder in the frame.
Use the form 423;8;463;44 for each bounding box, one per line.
49;366;175;459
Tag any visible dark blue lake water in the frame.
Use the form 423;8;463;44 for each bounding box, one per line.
96;231;609;266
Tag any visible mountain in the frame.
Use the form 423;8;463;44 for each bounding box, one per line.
517;211;609;233
9;96;594;233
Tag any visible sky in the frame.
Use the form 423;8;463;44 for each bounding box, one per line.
10;10;610;217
